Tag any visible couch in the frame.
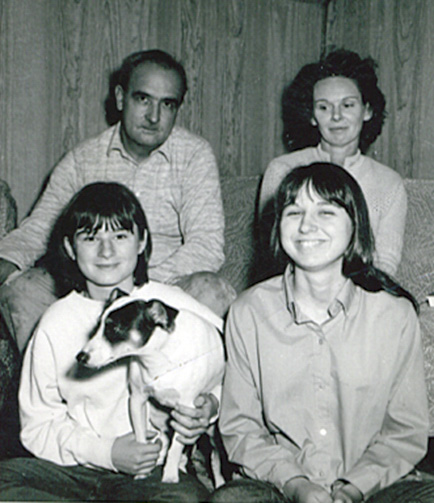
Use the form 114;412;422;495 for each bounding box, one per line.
219;176;434;435
0;176;434;436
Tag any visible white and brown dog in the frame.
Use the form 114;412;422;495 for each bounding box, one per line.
76;289;225;483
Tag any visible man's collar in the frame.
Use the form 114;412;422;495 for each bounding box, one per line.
106;122;172;163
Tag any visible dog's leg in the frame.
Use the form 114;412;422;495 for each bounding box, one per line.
129;360;148;444
161;432;184;483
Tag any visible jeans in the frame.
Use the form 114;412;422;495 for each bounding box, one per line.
0;457;210;502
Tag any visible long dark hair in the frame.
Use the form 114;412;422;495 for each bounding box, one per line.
271;163;417;311
42;182;152;297
281;48;386;153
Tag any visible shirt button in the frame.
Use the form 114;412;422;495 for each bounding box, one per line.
319;428;327;436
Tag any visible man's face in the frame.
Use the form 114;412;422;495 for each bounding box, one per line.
115;63;183;161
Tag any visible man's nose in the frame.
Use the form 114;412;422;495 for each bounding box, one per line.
146;101;160;124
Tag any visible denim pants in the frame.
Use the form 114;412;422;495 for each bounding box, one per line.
208;472;434;503
0;457;210;502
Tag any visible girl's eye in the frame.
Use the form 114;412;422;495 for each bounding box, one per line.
77;235;97;244
115;232;130;240
283;208;302;218
315;103;330;112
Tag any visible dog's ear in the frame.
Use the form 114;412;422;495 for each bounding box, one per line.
146;300;178;332
108;288;129;304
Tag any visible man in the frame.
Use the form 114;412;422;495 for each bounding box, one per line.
0;49;231;352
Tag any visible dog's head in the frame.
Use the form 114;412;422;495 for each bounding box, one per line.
76;289;179;368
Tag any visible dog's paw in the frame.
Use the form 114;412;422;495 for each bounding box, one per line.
134;473;150;480
161;467;180;484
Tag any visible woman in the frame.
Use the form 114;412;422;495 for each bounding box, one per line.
213;163;431;503
260;49;406;277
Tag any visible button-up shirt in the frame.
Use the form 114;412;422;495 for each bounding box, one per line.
0;124;224;283
219;267;428;499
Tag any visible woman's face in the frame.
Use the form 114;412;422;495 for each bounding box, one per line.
312;76;372;154
279;184;353;275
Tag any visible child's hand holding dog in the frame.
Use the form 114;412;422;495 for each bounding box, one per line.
170;393;219;445
112;432;162;476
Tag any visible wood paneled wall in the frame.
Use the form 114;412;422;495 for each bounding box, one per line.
0;0;324;220
325;0;434;179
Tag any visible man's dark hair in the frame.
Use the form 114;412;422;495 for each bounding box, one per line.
105;49;187;125
281;49;386;153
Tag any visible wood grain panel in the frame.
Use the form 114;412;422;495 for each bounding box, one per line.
325;0;434;179
0;0;324;219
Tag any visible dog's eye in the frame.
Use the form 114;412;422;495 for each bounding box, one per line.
104;318;124;344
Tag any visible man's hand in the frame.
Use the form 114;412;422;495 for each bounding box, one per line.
111;431;162;476
332;481;363;503
0;258;19;286
170;393;219;445
283;477;332;503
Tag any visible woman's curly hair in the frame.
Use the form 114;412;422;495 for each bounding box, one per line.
281;48;386;154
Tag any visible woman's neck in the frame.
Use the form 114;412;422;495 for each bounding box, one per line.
291;268;347;324
320;140;359;167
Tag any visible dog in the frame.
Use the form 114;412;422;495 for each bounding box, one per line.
76;288;225;484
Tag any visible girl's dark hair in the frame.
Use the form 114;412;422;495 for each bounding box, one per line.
42;182;152;297
271;163;417;311
281;48;386;153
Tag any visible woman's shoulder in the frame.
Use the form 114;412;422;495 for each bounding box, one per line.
359;286;417;321
362;155;405;187
266;147;319;171
38;291;101;328
231;275;284;314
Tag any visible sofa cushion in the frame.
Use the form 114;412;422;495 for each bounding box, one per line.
220;176;260;293
396;180;434;303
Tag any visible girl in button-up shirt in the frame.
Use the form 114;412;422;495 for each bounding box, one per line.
213;163;431;503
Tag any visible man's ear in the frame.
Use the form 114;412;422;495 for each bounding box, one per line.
115;85;124;112
63;237;76;261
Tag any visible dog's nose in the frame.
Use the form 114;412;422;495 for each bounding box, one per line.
76;351;90;365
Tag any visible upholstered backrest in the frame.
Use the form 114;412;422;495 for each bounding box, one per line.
219;176;260;293
396;179;434;303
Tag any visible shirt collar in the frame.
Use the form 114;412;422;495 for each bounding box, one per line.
283;265;357;323
315;143;362;170
106;122;171;163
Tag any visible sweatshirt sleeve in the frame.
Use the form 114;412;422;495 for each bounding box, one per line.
19;326;117;471
0;151;82;270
